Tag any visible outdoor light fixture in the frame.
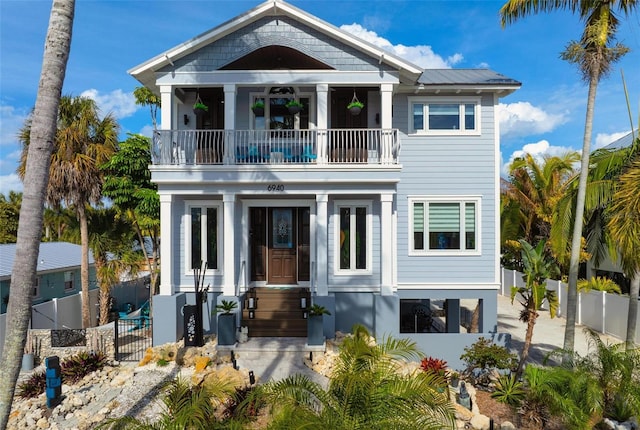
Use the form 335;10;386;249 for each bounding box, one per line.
248;297;255;309
303;311;308;319
249;370;255;385
183;114;189;125
249;310;255;319
300;297;307;308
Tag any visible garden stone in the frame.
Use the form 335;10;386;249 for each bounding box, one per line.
499;421;517;430
470;413;491;430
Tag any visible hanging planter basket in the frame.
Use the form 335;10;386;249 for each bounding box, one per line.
347;91;364;116
193;94;208;117
286;100;303;115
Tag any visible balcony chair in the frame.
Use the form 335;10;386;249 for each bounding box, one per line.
301;145;317;162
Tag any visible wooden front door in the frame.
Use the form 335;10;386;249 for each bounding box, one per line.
268;208;297;284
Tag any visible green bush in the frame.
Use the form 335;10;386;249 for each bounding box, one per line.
491;373;525;406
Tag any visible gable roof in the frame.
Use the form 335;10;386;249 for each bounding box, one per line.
418;69;520;91
130;0;427;91
0;242;95;279
604;130;638;150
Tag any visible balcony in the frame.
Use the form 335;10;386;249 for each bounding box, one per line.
151;129;399;166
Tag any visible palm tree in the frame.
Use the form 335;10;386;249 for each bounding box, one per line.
501;152;579;270
0;192;22;243
511;240;559;378
18;95;119;328
63;207;144;325
0;0;76;427
607;157;640;348
253;325;455;429
501;0;638;355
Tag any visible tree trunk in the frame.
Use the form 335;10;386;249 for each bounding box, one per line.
626;271;639;349
78;204;91;328
469;300;480;333
99;288;111;326
516;309;538;379
564;72;599;356
0;1;75;427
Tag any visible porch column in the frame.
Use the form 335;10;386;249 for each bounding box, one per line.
316;193;329;296
316;84;328;164
222;193;236;296
380;84;393;129
223;84;236;164
159;194;174;295
380;193;393;295
160;85;173;130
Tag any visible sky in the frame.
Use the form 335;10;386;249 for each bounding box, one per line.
1;0;639;196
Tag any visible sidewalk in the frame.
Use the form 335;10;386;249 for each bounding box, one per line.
497;294;624;365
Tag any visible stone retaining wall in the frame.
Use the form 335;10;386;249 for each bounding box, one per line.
26;325;116;365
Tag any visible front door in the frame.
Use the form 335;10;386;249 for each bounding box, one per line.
268;208;297;284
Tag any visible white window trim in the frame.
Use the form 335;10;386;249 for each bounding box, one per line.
333;200;373;275
408;195;481;256
184;201;223;275
407;96;481;136
64;271;75;292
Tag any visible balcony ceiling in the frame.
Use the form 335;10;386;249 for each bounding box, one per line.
222;45;333;70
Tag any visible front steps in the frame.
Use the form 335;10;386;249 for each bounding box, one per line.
241;287;310;337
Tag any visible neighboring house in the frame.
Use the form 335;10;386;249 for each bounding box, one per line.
584;129;639;294
129;0;520;364
0;242;97;314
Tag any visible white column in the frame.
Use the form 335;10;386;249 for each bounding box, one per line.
223;193;236;296
316;194;329;296
159;194;174;296
223;85;236;164
160;85;173;130
316;84;328;163
380;83;393;129
380;193;393;295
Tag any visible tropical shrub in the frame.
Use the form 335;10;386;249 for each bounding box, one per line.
491;373;525;407
577;276;622;294
61;351;108;384
16;370;47;399
460;337;517;387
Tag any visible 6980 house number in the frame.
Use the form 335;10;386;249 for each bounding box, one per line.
267;184;285;192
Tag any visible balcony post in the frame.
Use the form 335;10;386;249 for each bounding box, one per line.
316;84;328;164
224;84;237;164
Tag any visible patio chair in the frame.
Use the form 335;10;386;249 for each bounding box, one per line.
301;145;317;162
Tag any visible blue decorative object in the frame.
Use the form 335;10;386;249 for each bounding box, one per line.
45;356;61;408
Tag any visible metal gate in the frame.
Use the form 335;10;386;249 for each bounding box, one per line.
114;315;152;361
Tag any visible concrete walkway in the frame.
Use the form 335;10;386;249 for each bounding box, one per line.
497;293;624;366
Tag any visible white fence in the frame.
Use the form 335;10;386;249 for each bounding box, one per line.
0;289;99;357
501;267;640;344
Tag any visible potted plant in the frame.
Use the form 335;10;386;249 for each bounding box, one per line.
22;330;35;371
347;100;364;115
251;100;265;116
215;299;238;346
193;101;209;117
307;304;330;346
286;99;304;114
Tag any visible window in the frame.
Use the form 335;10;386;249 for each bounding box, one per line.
186;202;221;272
64;271;74;291
409;97;479;135
32;277;40;298
335;201;371;273
251;87;311;131
409;197;479;254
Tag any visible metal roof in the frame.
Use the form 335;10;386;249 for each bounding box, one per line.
0;242;95;279
604;130;638;150
418;69;521;87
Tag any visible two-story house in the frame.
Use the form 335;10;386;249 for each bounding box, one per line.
129;0;520;365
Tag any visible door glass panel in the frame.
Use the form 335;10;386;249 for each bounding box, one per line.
272;208;293;249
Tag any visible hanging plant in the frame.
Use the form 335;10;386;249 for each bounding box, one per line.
286;99;304;115
193;94;208;116
347;91;364;115
251;100;265;116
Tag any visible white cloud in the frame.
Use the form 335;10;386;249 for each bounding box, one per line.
0;173;23;195
340;24;463;68
501;139;578;176
80;89;138;119
498;102;567;138
138;125;154;138
594;131;630;149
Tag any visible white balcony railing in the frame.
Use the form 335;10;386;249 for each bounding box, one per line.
151;129;399;166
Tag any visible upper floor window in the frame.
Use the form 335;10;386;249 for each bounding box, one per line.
409;97;480;135
32;276;40;298
409;196;480;255
251;87;311;131
185;202;222;273
334;201;372;274
64;271;75;291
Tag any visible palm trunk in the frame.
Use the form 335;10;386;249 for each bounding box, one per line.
0;1;75;427
516;309;538;379
99;288;111;326
78;204;91;328
626;271;639;349
564;71;599;355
